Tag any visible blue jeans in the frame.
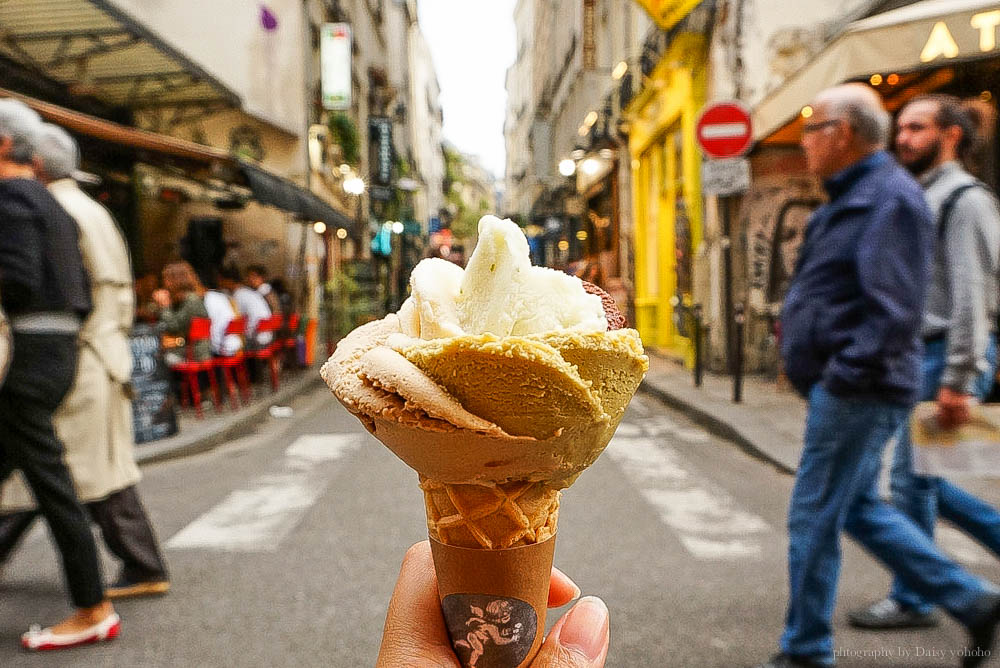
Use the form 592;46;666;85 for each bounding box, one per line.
781;384;990;664
889;337;1000;614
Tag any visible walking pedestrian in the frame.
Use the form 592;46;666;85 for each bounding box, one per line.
0;99;120;650
0;123;170;599
849;94;1000;630
751;84;1000;668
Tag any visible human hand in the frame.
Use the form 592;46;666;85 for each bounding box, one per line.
152;289;171;309
937;387;972;430
376;541;610;668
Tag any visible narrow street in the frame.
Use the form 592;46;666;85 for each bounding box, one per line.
3;385;999;667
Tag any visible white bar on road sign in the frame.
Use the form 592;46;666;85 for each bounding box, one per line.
701;158;750;196
700;122;749;139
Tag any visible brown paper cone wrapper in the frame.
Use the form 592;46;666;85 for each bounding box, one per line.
430;535;556;668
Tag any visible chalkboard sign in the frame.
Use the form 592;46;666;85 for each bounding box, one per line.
130;323;178;444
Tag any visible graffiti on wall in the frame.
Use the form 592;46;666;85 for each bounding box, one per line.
740;176;823;314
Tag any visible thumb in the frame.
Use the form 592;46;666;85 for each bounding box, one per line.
529;596;609;667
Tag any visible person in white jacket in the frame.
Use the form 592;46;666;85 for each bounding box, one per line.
0;124;169;599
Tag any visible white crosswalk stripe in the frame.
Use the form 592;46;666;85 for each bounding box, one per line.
166;434;362;552
605;427;772;561
937;526;994;566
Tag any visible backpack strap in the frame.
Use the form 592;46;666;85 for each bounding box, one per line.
938;182;982;240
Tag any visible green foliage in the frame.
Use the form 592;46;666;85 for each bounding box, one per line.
442;147;490;239
327;113;360;166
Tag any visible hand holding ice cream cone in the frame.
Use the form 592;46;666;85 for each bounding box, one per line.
376;541;609;668
323;216;646;666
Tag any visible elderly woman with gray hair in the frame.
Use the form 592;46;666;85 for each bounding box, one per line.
0;123;169;603
0;99;120;649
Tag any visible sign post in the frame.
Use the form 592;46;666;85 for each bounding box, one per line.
696;101;753;400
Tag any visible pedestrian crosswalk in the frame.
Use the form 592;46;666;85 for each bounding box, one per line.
165;434;363;552
605;418;773;562
156;408;996;572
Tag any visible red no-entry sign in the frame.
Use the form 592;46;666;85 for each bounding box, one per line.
696;101;753;159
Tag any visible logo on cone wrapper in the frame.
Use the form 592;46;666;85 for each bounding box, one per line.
443;594;536;667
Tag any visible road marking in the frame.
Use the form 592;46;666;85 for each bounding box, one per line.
937;526;993;566
633;412;713;444
605;433;770;560
166;434;362;552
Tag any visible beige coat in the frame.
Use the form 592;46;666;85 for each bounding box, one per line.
1;179;140;510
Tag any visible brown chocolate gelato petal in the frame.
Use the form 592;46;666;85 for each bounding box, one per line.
581;280;626;330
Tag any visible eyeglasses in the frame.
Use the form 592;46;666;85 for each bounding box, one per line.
801;119;844;135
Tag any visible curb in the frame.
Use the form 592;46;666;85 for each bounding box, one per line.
638;378;796;475
135;369;324;466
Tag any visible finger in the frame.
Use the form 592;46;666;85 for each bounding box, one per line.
548;567;581;608
376;541;460;668
529;596;610;667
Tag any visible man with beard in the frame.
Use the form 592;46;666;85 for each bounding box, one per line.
751;84;1000;668
849;95;1000;630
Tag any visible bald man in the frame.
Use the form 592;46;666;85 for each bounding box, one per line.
754;84;1000;668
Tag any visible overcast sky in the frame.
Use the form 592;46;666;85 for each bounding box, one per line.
417;0;517;179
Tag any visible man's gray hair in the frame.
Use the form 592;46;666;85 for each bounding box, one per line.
34;123;79;180
0;99;43;165
821;85;891;148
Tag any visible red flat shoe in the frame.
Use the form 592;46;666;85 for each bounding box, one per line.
21;613;121;651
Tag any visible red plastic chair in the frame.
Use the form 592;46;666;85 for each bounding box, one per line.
248;314;283;392
170;317;222;419
214;316;251;409
284;313;300;351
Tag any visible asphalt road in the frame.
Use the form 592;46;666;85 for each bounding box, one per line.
2;386;1000;667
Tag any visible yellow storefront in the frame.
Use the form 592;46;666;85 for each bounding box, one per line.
625;32;706;362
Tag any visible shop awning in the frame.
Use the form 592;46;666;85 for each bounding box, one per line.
0;0;241;111
754;0;1000;141
0;87;352;227
237;162;352;228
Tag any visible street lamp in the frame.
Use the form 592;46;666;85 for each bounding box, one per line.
581;158;602;177
558;159;576;177
343;176;366;196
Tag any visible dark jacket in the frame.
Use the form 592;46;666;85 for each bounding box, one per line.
780;151;933;404
0;178;91;318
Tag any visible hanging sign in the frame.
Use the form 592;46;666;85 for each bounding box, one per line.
321;23;352;110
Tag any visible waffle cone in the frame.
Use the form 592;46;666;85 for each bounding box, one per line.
421;476;560;550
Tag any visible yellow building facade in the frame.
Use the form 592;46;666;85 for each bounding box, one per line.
625;33;706;362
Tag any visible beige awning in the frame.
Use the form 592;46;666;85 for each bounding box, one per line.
754;0;1000;141
0;87;352;227
0;0;240;111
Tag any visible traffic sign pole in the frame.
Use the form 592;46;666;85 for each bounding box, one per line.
696;101;753;397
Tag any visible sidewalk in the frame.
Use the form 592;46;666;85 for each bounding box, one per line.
134;366;325;465
640;352;806;474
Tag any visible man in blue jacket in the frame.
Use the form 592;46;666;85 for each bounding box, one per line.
753;84;1000;668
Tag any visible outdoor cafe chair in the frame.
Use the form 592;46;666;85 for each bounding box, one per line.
171;316;222;419
214;316;251;409
248;314;284;392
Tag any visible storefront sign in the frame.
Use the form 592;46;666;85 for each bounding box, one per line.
701;157;750;196
921;9;1000;62
320;23;352;110
129;324;178;445
696;102;753;159
369;116;393;187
